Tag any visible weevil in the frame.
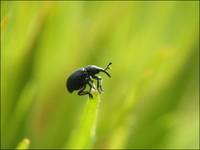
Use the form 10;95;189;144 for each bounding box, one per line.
66;62;112;98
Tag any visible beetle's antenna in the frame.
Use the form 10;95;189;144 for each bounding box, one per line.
101;62;112;78
104;62;112;71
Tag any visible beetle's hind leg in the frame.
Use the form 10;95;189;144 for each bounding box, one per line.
92;76;104;94
78;85;93;98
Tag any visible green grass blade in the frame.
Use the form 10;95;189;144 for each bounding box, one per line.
64;91;101;149
16;138;30;150
7;81;36;146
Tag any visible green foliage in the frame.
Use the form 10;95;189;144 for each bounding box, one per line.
1;1;199;149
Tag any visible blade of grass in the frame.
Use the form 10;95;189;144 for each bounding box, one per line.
16;138;30;149
7;81;36;147
64;90;101;149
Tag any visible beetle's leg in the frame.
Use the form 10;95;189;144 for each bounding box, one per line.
79;91;93;98
86;76;95;90
77;85;86;95
87;82;93;93
93;76;101;93
78;85;93;98
92;76;103;93
89;76;96;90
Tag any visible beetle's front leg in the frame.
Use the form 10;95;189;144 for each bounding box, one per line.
92;76;103;94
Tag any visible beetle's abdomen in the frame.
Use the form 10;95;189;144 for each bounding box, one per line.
67;77;75;93
66;68;87;93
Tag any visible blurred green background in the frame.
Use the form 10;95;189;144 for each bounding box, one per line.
1;1;199;149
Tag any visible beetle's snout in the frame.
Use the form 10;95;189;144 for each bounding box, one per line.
101;70;111;78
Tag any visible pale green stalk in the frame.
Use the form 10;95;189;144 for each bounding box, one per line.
64;91;101;149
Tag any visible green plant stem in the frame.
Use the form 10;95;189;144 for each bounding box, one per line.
64;90;101;149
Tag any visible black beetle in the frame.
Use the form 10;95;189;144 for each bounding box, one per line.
66;62;112;98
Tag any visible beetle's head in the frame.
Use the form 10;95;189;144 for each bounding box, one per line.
85;65;101;76
85;62;112;77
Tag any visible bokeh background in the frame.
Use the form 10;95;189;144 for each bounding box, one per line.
1;1;199;149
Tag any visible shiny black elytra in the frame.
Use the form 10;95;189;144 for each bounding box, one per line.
66;62;112;98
